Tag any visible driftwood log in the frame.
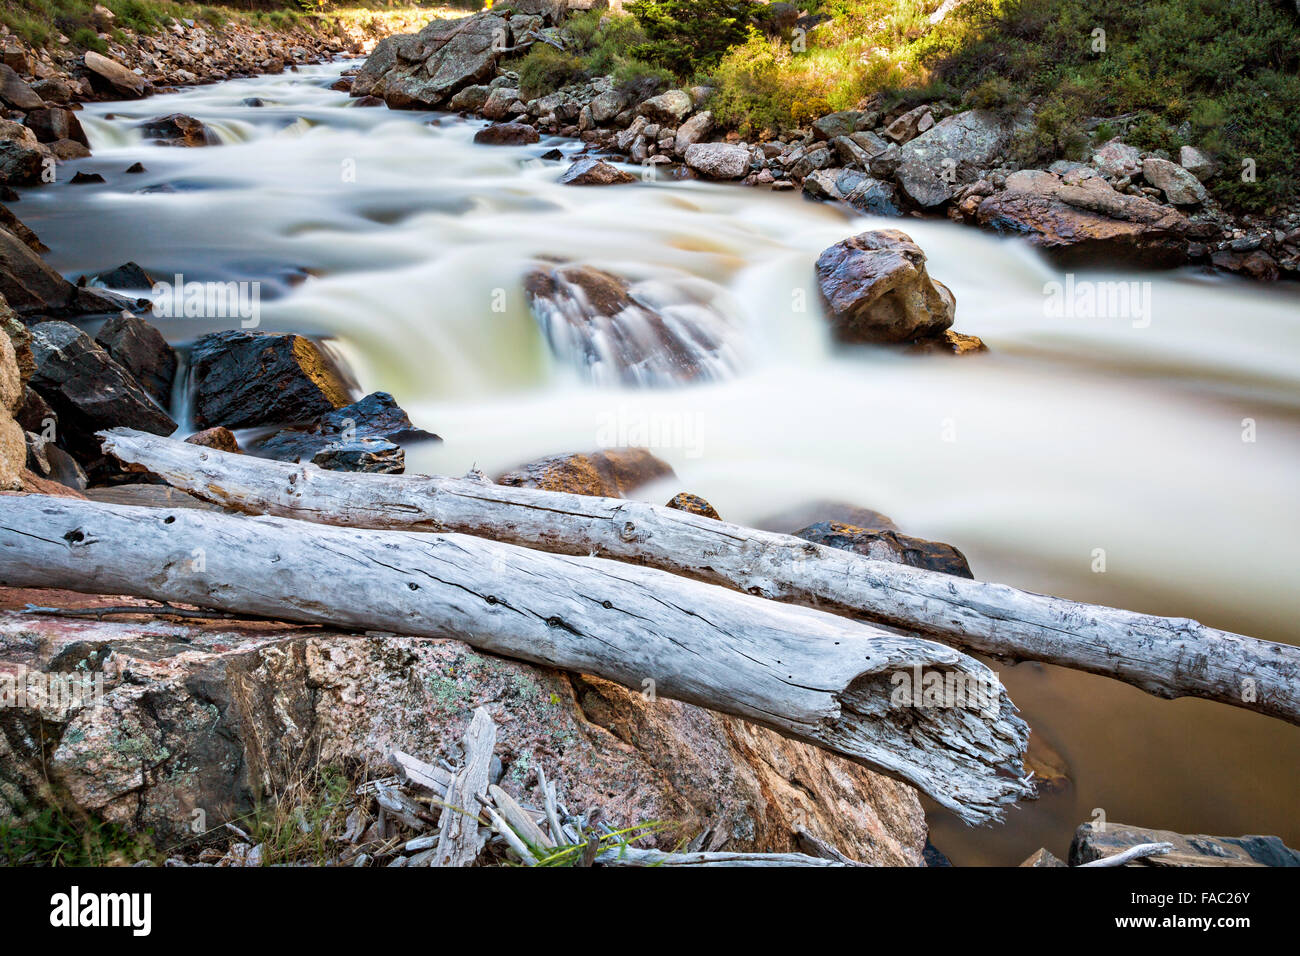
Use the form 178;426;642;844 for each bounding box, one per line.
99;429;1300;727
0;494;1030;825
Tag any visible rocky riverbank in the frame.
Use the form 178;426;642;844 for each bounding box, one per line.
344;1;1300;281
0;5;438;184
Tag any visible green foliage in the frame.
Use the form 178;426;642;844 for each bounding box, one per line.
515;44;587;100
624;0;757;76
0;806;158;866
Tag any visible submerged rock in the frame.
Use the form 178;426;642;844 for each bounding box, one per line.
472;122;539;146
523;263;741;386
139;113;217;147
794;521;973;577
188;330;353;430
255;391;438;466
814;229;955;344
496;447;675;498
558;156;635;185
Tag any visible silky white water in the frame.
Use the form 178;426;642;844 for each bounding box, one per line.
17;62;1299;864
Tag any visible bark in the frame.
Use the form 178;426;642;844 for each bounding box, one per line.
99;428;1300;727
0;494;1031;825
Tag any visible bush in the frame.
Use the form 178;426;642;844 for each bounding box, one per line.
515;44;588;100
625;0;758;76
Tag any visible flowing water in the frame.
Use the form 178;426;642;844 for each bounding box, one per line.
15;62;1299;865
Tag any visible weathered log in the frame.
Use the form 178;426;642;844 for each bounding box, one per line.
0;494;1029;825
434;706;496;867
98;429;1300;727
593;848;845;867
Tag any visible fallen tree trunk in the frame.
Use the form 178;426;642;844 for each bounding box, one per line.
99;429;1300;727
0;495;1030;825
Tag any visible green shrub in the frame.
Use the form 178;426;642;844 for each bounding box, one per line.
515;44;588;100
625;0;757;76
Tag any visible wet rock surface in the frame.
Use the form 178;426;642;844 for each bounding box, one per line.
496;447;675;498
254;391;438;468
794;521;974;578
188;329;354;430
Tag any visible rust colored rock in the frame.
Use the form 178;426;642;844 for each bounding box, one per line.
558;156;635;185
794;520;973;578
185;426;241;454
496;447;675;498
908;329;988;355
665;491;720;519
139;114;217;147
977;169;1191;266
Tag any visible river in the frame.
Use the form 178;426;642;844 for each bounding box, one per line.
14;61;1299;865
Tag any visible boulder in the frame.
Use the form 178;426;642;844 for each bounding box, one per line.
0;225;76;313
348;35;398;98
665;491;720;520
188;330;354;430
814;229;956;343
684;142;750;180
139;114;217;147
0;598;926;864
523;264;740;386
93;314;177;407
1212;248;1279;281
0;119;51;187
794;521;973;577
185;426;240;453
812;110;872;141
23;108;89;147
756;500;899;535
894;109;1016;208
673;110;713;154
377;14;508;109
0;203;47;254
28;321;177;462
30;77;73;105
83;50;148;98
480;86;520;121
89;261;154;290
1070;821;1300;867
1090;138;1142;179
976;169;1192;266
496;447;675;497
1141;156;1207;206
254;391;438;465
448;84;491;111
635;89;692;125
24;428;87;491
883;104;933;143
557;156;635;185
472;122;540;145
1178;145;1217;182
0;64;43;110
803;168;900;216
589;89;629;124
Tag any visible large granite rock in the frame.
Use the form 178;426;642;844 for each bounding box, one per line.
83;50;149;98
359;13;511;110
558;157;635;185
0;119;52;187
977;169;1192;266
0;320;24;490
0;224;76;313
139;113;218;147
1141;156;1208;206
684;142;750;180
0;595;927;863
895;109;1017;209
188;330;354;430
814;229;956;343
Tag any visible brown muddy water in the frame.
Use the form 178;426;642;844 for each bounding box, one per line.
17;62;1299;865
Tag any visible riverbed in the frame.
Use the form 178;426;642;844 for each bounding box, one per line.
15;61;1300;865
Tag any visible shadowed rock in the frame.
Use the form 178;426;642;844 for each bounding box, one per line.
794;520;973;578
94;314;177;406
254;391;439;465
